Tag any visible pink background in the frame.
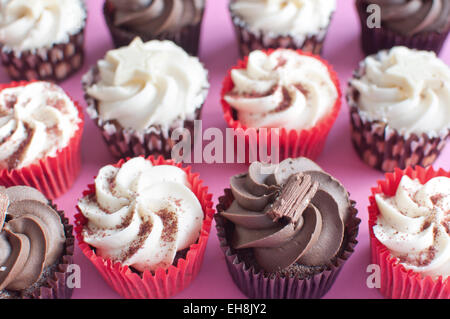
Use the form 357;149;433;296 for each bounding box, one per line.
1;0;448;299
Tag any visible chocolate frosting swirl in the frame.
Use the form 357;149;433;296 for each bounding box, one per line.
365;0;450;36
0;186;65;292
221;158;352;272
109;0;205;35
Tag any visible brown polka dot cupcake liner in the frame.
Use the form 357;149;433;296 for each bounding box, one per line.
349;106;449;172
355;0;450;56
0;12;86;82
230;11;332;57
214;189;360;299
347;70;449;173
1;203;75;299
103;1;204;56
82;66;204;159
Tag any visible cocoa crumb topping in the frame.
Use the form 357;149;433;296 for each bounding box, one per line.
227;85;278;99
4;94;17;109
271;87;292;113
294;83;309;97
46;97;68;114
399;246;436;267
430;194;443;205
420;220;431;232
119;221;153;261
156;208;178;242
7;123;33;170
442;220;450;235
173;198;182;208
275;57;287;69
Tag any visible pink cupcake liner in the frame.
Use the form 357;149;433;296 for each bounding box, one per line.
74;155;215;299
368;166;450;299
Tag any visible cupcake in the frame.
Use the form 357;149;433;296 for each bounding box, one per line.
215;157;360;299
0;185;74;299
229;0;336;57
356;0;450;56
103;0;206;56
222;48;341;162
0;81;84;199
347;46;450;172
82;37;209;159
75;156;214;299
0;0;87;82
368;166;450;299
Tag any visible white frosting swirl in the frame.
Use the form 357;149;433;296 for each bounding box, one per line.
86;38;209;131
374;175;450;279
0;0;86;51
0;81;80;170
224;49;338;130
350;46;450;137
79;157;204;272
230;0;335;38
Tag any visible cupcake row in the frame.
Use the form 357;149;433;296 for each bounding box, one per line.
0;0;448;300
1;155;448;299
1;1;449;82
0;43;448;199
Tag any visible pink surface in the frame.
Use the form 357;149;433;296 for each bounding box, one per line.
1;0;447;299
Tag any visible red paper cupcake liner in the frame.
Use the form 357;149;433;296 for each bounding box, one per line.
221;49;341;163
0;81;84;200
215;189;360;299
74;155;215;299
368;166;450;299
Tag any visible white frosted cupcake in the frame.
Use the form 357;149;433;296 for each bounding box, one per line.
229;0;336;56
0;0;87;82
82;37;209;159
75;156;215;299
0;81;84;199
347;46;450;172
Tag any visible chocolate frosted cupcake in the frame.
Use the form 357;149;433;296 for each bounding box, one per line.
356;0;450;55
215;158;360;299
0;186;74;299
82;38;209;159
0;0;87;82
229;0;336;57
347;46;450;172
104;0;205;56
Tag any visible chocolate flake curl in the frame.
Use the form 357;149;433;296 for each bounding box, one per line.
265;173;318;225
